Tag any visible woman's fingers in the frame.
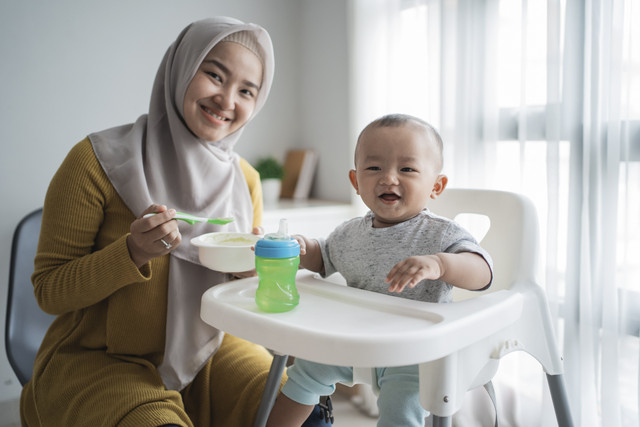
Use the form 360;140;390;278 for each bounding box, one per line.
158;231;182;250
127;204;180;267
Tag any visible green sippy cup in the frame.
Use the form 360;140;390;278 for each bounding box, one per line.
254;219;300;313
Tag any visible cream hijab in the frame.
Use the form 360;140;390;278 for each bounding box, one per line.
89;17;274;390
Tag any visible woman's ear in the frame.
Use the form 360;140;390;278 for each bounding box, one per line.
430;174;448;199
348;170;359;195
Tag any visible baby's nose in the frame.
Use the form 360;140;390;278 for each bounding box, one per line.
380;170;399;185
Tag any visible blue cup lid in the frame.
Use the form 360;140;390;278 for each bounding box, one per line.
255;237;300;258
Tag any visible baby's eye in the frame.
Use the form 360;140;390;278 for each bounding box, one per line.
365;166;381;171
401;167;417;172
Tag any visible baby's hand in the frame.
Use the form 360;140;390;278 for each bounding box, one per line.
291;234;325;273
386;255;443;293
291;234;308;255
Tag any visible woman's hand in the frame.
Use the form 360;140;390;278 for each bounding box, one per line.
127;204;182;268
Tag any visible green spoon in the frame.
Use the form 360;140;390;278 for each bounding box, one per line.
143;212;234;225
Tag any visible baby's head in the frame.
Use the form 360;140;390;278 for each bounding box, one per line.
349;114;448;228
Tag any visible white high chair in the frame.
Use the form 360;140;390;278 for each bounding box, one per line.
200;189;573;426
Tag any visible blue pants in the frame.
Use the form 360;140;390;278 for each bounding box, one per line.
283;359;428;427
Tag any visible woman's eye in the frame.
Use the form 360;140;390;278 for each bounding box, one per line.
240;88;256;98
206;71;222;82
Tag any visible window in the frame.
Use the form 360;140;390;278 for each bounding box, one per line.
351;0;640;424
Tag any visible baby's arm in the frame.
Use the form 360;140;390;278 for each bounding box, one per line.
292;235;325;274
386;252;491;293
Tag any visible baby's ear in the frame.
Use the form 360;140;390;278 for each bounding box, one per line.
349;170;359;194
430;174;448;199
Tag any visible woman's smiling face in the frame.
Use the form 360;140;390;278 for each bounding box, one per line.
182;41;263;142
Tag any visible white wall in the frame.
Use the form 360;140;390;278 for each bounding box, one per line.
0;0;352;402
297;0;354;201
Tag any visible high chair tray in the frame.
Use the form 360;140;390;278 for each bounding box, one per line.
200;269;523;367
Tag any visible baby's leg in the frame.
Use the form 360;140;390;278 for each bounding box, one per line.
376;365;428;427
267;359;352;427
267;393;314;427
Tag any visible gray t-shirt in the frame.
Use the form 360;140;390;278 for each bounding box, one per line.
318;209;493;303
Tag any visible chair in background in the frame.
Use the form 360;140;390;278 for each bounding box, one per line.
5;208;55;385
201;188;574;426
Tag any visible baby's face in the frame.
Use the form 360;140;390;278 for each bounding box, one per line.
350;124;445;228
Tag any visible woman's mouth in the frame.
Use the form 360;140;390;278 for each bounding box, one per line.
201;105;230;122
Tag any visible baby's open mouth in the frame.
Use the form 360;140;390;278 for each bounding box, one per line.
379;193;400;202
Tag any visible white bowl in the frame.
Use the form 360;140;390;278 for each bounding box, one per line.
191;232;261;273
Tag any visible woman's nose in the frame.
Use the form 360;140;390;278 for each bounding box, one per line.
214;88;235;110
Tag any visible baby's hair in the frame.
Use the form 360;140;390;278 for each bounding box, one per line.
356;113;444;170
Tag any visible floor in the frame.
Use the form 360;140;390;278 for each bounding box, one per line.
0;390;377;427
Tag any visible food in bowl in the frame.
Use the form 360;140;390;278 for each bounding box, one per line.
206;234;256;246
191;232;261;273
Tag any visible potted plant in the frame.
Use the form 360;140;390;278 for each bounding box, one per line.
254;156;284;206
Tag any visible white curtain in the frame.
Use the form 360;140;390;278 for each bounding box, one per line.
349;0;640;426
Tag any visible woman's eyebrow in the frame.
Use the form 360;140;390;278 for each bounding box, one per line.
203;59;260;90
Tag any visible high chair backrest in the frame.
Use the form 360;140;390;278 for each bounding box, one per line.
428;188;539;301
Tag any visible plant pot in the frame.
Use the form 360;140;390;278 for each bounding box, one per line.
262;178;282;206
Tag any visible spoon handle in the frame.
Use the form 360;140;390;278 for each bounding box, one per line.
143;213;234;225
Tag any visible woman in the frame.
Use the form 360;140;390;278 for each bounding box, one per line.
22;17;293;426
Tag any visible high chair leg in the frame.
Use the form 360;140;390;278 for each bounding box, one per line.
546;373;574;427
483;381;498;427
432;415;452;427
254;353;288;427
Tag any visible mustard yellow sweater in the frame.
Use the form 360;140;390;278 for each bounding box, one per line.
21;138;280;427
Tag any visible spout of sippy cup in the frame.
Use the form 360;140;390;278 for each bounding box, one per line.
265;218;290;241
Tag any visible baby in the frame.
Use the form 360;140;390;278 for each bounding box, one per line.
267;113;494;427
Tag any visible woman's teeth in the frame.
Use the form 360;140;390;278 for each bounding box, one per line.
202;106;228;121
